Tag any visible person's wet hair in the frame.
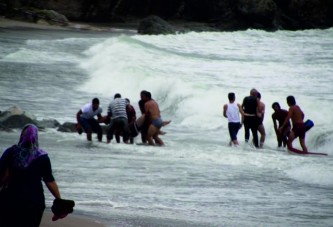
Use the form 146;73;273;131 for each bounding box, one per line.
272;102;280;109
228;92;235;101
146;91;152;99
92;98;99;104
257;92;261;99
250;88;258;96
114;93;121;99
287;96;296;105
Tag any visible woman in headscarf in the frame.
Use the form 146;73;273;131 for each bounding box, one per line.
0;124;62;226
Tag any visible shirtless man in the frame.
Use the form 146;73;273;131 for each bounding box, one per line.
257;92;266;148
279;96;308;153
142;92;170;146
272;102;290;148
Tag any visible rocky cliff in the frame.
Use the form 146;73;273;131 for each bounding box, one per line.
1;0;332;31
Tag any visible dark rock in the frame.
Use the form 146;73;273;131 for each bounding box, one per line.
57;122;108;135
0;123;14;132
138;15;176;35
1;0;333;33
57;122;77;133
236;0;278;29
4;8;69;26
286;0;333;29
37;9;69;26
0;106;37;129
1;115;38;129
37;119;61;129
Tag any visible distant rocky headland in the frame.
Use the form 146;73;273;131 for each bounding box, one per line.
0;0;332;34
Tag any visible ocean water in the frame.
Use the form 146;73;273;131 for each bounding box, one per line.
0;27;333;226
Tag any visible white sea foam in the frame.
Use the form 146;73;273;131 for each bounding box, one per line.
1;28;333;227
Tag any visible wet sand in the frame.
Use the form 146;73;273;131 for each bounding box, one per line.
0;17;138;32
41;212;106;227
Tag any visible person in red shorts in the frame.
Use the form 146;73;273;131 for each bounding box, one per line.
279;96;308;153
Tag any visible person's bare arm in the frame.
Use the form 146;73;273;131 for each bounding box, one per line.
76;110;82;124
223;104;228;118
280;107;293;130
97;113;105;123
45;181;61;199
272;115;278;131
237;103;245;123
76;110;83;131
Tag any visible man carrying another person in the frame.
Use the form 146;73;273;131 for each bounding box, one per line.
141;91;170;146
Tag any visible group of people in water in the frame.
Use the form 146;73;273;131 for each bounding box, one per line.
223;88;311;153
75;87;310;153
76;90;171;146
0;88;319;226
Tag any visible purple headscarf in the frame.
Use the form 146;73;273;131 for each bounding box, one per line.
13;124;47;168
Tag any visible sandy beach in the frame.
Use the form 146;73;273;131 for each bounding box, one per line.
0;16;138;32
41;212;106;227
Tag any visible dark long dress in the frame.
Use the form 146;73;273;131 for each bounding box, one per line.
0;146;55;227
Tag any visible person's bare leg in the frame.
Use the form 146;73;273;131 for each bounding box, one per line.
153;135;164;146
232;139;239;146
287;132;295;151
258;125;266;148
159;130;166;135
86;131;92;141
162;120;171;126
282;126;290;147
299;138;308;153
147;125;158;145
153;129;164;145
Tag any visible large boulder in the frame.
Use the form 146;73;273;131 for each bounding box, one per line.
36;9;69;26
37;118;61;129
57;122;108;135
286;0;333;29
58;122;77;133
236;0;278;29
0;106;37;129
138;15;176;35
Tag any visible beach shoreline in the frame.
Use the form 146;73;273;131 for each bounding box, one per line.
0;16;138;32
0;16;210;33
41;211;106;227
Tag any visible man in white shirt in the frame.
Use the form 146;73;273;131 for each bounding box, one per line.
76;98;104;142
223;92;244;146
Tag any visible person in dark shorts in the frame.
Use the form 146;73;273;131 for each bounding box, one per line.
279;96;308;153
115;98;137;144
223;92;244;146
272;102;291;148
76;98;104;142
106;93;131;144
242;89;259;148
